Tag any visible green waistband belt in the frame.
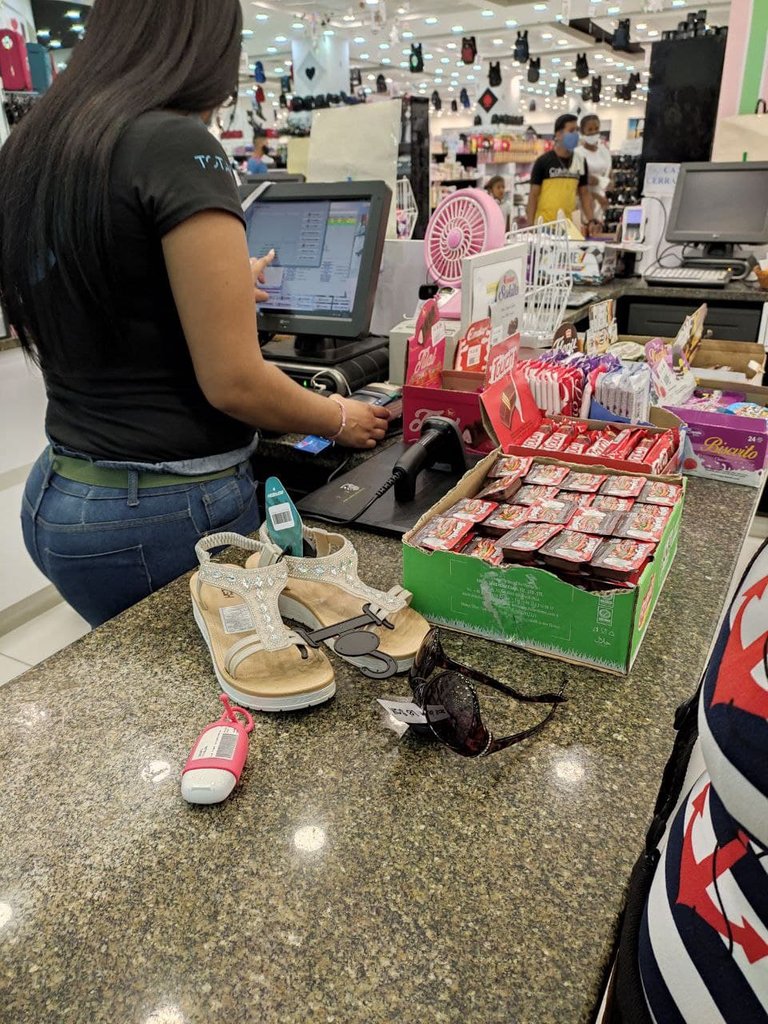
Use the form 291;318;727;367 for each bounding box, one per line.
51;455;239;490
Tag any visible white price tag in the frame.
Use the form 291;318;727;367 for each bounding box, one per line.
377;699;427;725
269;502;295;532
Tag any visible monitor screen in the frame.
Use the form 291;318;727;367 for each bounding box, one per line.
666;162;768;244
242;181;391;339
247;199;371;318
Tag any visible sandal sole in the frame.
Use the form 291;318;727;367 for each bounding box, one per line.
192;601;336;712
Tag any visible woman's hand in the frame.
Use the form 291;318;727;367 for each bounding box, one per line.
333;398;390;449
250;249;275;304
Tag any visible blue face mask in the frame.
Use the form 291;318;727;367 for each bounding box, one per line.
562;130;580;152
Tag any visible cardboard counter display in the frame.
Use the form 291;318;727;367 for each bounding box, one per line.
403;453;685;675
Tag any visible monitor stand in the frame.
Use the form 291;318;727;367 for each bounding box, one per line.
682;243;751;279
261;333;386;366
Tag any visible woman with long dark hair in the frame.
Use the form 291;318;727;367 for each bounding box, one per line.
0;0;387;628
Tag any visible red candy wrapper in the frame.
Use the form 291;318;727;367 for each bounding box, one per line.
477;475;524;502
445;498;499;524
569;507;623;536
513;484;560;506
500;522;564;559
561;471;608;494
487;455;533;479
463;536;504;565
592;494;635;513
524;464;571;487
541;530;603;569
541;428;574;452
592;537;655;579
414;516;474;551
604;428;644;460
526;498;578;525
482;504;531;535
643;433;675;473
568;492;596;508
617;505;671;543
639;481;683;507
600;475;647;498
627;436;656;464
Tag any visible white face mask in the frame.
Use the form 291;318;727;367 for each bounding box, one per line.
583;133;600;145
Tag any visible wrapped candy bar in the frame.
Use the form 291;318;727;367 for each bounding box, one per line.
561;471;608;494
642;433;675;474
639;481;683;507
595;363;652;422
626;434;657;465
513;484;561;506
526;498;578;525
477;475;524;502
592;494;635;513
524;464;571;487
541;530;603;571
592;537;655;581
482;503;530;536
724;402;768;419
520;424;556;449
602;428;645;460
499;522;564;561
568;492;596;508
600;475;646;498
487;454;533;479
569;507;623;536
463;536;504;565
445;498;499;524
541;426;577;452
413;516;474;552
617;504;671;543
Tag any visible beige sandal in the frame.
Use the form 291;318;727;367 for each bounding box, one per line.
246;525;430;677
190;532;336;711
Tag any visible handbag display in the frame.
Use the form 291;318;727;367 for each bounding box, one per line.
575;52;590;79
488;62;502;87
409;43;423;73
513;31;529;64
25;42;52;93
0;29;33;92
461;36;477;65
527;58;540;84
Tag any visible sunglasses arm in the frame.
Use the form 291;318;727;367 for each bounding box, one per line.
486;701;561;755
439;654;566;706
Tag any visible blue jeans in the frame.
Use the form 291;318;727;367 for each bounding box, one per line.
21;450;260;628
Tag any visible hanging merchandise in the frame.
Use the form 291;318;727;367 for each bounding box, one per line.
254;60;266;84
613;18;631;50
377;73;388;94
488;61;502;88
527;58;541;84
459;87;471;110
350;67;362;88
514;31;529;63
451;99;458;113
478;88;498;113
556;78;566;97
409;42;423;73
431;89;442;110
474;114;483;126
581;85;591;101
255;85;266;104
281;75;292;94
461;36;478;65
290;95;306;112
279;93;288;109
628;72;640;91
575;53;590;79
0;29;33;91
25;42;52;93
529;99;537;112
591;75;602;103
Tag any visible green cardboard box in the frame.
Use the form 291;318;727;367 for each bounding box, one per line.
402;453;686;675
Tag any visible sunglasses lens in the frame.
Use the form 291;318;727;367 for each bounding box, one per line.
425;672;489;757
412;628;440;682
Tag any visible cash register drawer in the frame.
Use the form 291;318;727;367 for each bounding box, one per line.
623;301;762;343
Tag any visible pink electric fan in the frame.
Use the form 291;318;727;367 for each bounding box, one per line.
424;187;507;320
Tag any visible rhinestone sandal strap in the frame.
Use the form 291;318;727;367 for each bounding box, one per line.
195;532;266;566
197;560;302;653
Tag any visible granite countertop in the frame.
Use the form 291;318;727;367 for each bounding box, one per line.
571;276;767;306
0;478;757;1024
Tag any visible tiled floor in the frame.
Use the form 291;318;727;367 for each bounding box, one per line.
0;601;90;685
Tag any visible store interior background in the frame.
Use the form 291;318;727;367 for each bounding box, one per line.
0;0;765;684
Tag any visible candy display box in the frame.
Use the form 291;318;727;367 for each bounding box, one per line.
403;370;495;455
403;453;685;675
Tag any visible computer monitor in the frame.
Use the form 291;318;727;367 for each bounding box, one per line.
666;162;768;248
238;174;307;204
242;181;392;364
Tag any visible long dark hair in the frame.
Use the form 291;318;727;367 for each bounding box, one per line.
0;0;243;363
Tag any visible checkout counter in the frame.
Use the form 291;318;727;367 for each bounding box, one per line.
0;467;758;1023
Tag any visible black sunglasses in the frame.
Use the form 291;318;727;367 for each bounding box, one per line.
408;629;566;757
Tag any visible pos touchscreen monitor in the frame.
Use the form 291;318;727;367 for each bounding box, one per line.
242;181;392;353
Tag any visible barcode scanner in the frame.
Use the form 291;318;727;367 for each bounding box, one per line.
392;416;468;503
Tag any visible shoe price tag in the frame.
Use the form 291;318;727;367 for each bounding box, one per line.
268;502;295;532
377;699;427;725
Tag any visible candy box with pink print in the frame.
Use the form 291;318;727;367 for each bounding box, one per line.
667;377;768;488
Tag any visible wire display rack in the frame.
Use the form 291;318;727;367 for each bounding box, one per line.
507;217;573;348
396;177;419;239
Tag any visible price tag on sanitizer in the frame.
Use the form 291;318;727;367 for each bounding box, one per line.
377;699;427;725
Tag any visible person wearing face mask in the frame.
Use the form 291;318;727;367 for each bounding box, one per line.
526;113;596;233
576;114;611;224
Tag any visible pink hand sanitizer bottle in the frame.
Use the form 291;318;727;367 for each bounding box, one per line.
181;695;254;805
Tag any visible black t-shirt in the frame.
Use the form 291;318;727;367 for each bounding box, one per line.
530;149;589;188
43;110;253;462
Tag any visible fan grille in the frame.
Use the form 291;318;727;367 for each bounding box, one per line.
426;193;491;287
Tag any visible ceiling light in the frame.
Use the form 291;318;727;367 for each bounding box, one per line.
551;57;561;63
266;46;277;53
533;3;548;9
541;32;553;39
425;17;438;24
381;57;391;63
37;29;50;37
481;9;495;16
451;25;464;33
359;52;370;59
365;0;379;5
273;66;284;74
367;73;375;81
343;13;355;20
671;0;686;5
402;31;414;38
292;21;304;29
424;53;433;59
64;9;80;18
492;38;504;45
255;13;268;20
636;23;647;29
241;29;254;37
354;36;366;43
323;28;334;35
399;61;408;67
594;53;604;60
440;57;450;63
450;71;459;77
557;38;568;45
446;42;457;49
506;19;518;27
379;42;390;49
467;74;475;81
275;35;287;42
607;5;620;12
647;29;659;36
